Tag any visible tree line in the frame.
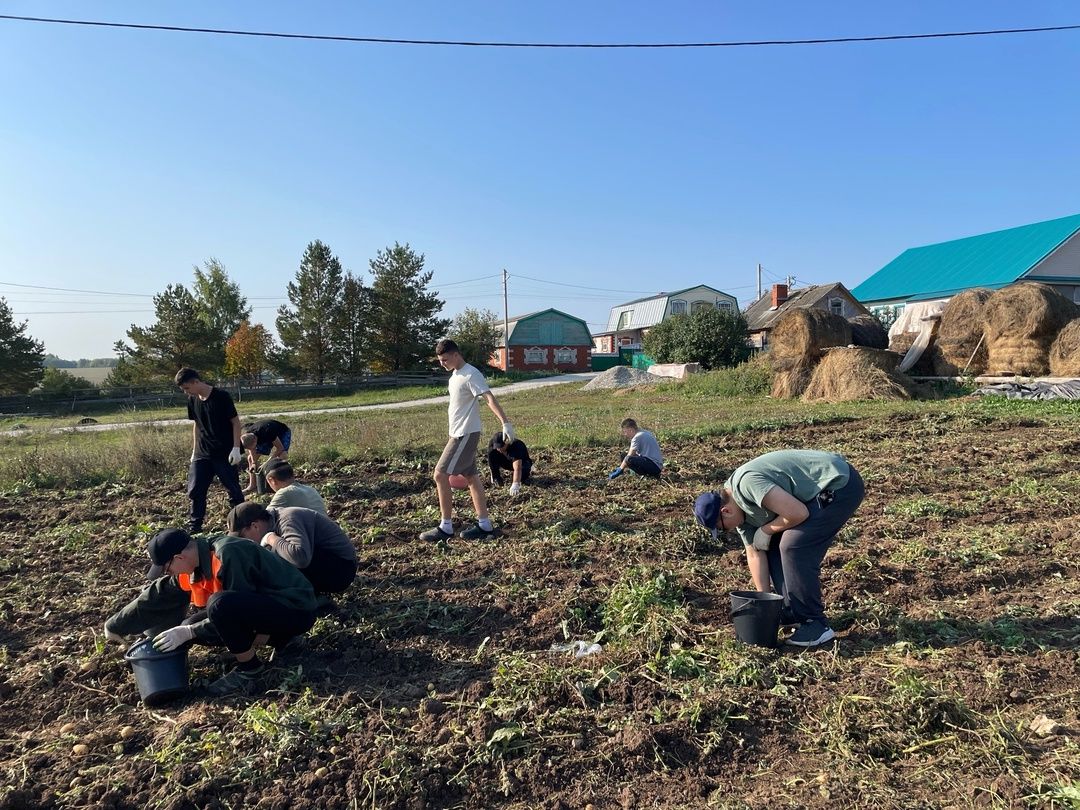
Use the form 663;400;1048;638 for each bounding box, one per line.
106;240;454;387
0;240;511;396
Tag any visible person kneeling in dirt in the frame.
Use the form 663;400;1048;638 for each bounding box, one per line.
608;418;663;480
227;502;357;599
105;527;317;696
693;449;865;648
264;459;328;515
488;432;533;496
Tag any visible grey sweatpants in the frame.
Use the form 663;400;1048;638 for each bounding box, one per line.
766;465;865;624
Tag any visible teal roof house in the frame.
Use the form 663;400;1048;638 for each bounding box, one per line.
853;214;1080;316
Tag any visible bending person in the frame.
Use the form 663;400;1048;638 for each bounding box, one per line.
264;459;328;514
240;419;291;494
487;432;532;496
227;502;357;596
693;449;865;648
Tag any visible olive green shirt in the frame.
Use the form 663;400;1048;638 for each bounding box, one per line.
725;450;850;547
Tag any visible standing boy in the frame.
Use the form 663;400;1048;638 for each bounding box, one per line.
609;418;663;479
693;449;865;648
420;339;516;541
175;368;245;533
240;418;292;494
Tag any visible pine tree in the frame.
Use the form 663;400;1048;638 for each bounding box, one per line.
0;297;45;394
276;240;344;383
331;272;372;378
367;243;450;372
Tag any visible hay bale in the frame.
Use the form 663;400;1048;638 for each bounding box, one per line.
933;289;993;376
848;315;888;349
769;309;852;371
984;283;1080;376
771;363;815;399
1049;318;1080;377
802;347;914;403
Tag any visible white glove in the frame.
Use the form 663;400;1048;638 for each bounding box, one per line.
228;447;242;465
509;482;521;496
501;423;516;444
104;623;125;644
751;527;773;552
152;624;195;652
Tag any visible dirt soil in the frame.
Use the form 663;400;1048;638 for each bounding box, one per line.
1;403;1078;809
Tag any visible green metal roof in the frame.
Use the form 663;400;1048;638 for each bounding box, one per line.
852;213;1080;304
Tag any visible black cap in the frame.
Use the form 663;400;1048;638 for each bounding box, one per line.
146;528;192;578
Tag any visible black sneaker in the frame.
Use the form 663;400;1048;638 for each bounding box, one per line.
460;524;496;540
785;620;836;648
207;665;265;696
419;526;453;542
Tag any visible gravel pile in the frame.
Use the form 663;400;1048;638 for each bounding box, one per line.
582;366;672;391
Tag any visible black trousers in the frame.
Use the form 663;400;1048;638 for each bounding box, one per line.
766;466;866;624
302;550;358;594
187;457;245;531
206;591;315;654
624;455;662;478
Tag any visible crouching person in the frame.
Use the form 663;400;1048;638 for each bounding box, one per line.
227;502;357;598
107;527;317;696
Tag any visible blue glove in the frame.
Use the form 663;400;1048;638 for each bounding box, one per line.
608;467;624;480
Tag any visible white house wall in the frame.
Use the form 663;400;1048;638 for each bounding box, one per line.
1026;231;1080;280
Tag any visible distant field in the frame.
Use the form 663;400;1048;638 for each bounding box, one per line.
67;367;113;385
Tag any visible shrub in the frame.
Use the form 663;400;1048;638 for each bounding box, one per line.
677;355;772;398
643;309;752;370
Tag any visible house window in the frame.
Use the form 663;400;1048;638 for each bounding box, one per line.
691;301;710;314
716;300;734;312
829;297;844;316
618;337;633;347
554;348;576;364
524;347;548;364
669;299;687;316
617;310;633;329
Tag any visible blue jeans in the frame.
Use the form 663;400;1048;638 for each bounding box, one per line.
187;457;245;531
766;466;865;624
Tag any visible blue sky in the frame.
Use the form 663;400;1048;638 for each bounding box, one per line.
2;2;1078;358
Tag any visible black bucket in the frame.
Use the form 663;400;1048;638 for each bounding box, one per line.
124;638;189;706
729;590;784;648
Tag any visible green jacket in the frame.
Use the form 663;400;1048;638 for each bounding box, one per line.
105;534;316;642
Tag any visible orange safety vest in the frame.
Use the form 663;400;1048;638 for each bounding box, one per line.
178;554;224;607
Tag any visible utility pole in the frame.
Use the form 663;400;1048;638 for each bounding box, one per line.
757;263;762;299
502;268;510;371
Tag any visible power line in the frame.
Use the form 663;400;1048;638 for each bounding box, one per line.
0;280;153;297
2;14;1078;48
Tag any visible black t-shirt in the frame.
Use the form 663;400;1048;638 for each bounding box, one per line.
243;419;290;454
487;437;532;481
188;388;238;460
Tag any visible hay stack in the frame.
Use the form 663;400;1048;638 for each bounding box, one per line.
848;314;889;349
1049;318;1080;377
771;362;815;399
932;289;992;376
769;309;852;370
802;346;914;403
983;283;1080;375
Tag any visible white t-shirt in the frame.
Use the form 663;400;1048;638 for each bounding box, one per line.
447;363;491;437
630;429;663;469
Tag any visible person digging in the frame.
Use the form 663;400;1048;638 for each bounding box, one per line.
264;458;328;515
227;502;357;610
608;418;663;480
693;449;865;648
240;419;291;495
105;527;317;696
421;338;516;541
487;432;533;496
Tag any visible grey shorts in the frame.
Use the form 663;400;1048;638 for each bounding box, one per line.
436;432;481;477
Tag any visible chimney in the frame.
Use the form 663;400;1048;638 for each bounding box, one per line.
770;283;789;308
